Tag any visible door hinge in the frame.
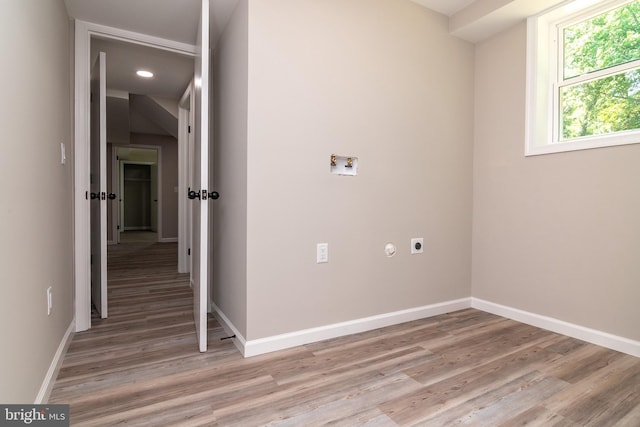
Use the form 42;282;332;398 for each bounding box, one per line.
188;125;191;134
117;225;120;230
188;248;191;256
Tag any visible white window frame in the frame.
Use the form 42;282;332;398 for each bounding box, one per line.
526;0;640;156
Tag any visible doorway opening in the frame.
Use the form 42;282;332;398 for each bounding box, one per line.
114;147;160;244
74;12;213;352
79;25;195;330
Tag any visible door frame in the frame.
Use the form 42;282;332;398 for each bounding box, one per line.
178;83;194;274
73;20;197;332
113;145;163;240
90;51;108;319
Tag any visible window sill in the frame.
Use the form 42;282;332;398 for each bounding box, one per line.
525;131;640;156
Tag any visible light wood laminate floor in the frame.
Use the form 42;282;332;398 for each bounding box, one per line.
50;242;640;426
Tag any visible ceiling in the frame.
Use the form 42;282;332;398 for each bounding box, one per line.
69;0;489;102
91;37;194;99
66;0;483;46
65;0;201;45
66;0;241;102
65;0;239;46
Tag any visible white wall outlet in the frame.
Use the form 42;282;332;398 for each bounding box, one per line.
47;286;53;315
411;238;424;254
317;243;329;263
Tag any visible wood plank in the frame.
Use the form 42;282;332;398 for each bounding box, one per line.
497;405;581;427
259;373;417;427
380;345;564;425
48;241;640;425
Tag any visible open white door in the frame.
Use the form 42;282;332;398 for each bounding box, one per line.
90;51;108;318
178;84;194;275
191;0;211;353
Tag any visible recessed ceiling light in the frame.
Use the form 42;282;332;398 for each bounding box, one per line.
136;70;154;78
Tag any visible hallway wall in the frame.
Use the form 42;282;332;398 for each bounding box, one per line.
0;0;74;403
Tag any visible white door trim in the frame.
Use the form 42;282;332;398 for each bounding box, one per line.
73;20;196;332
194;0;211;352
178;83;194;273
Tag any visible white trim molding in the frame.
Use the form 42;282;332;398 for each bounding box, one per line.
241;298;471;358
471;298;640;358
35;319;75;404
216;297;640;359
158;237;178;243
73;20;196;332
177;83;194;274
525;0;640;156
79;21;196;56
212;303;246;356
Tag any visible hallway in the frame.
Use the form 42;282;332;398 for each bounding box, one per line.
49;241;238;425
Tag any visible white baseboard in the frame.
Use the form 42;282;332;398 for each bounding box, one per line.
471;298;640;358
242;298;471;358
214;297;640;359
35;319;75;404
158;237;178;243
211;303;246;356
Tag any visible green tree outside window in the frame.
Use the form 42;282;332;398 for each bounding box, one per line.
560;0;640;140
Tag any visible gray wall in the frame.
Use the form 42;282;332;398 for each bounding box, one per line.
0;0;74;402
213;0;249;337
214;0;474;341
473;22;640;341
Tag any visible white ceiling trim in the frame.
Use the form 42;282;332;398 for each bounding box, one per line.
410;0;477;16
84;20;197;56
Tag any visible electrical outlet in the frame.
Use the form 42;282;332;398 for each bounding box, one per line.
411;238;424;255
47;286;53;315
317;243;329;263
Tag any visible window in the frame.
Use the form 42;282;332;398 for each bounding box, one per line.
526;0;640;155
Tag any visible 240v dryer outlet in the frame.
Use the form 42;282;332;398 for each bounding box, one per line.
411;238;424;254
